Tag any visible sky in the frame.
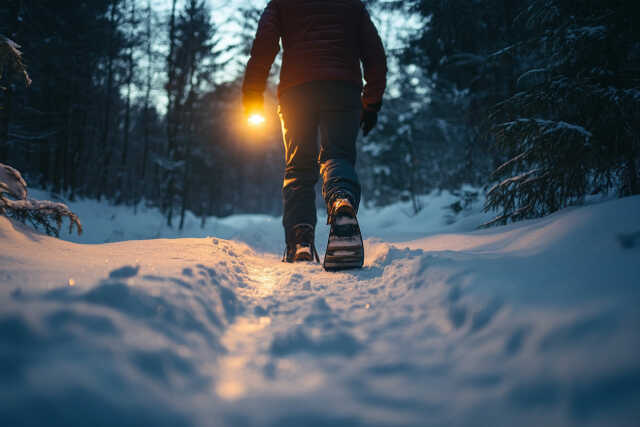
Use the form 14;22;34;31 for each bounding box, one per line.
144;0;267;109
151;0;423;73
144;0;424;110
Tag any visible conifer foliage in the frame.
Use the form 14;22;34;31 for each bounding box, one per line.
0;35;81;236
1;1;637;227
0;1;284;228
484;0;640;225
391;0;638;223
0;35;30;87
0;162;82;236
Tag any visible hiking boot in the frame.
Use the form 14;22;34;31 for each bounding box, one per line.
324;196;364;270
283;224;320;263
329;197;356;222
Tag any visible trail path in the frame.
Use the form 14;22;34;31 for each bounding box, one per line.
1;197;639;426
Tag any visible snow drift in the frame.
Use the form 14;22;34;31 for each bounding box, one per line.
1;195;639;426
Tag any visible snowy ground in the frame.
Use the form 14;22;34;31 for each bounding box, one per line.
1;191;639;426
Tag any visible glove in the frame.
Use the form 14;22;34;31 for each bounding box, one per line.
360;101;381;136
360;109;378;137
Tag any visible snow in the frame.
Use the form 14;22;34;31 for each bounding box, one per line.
487;168;541;195
27;188;489;252
499;118;593;139
567;26;607;40
1;191;640;426
540;120;592;138
516;68;548;89
0;164;28;200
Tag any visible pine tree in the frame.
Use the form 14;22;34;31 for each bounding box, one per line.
367;0;524;210
484;0;640;225
0;34;31;164
0;38;81;236
164;0;218;228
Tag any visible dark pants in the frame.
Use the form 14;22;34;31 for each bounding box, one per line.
278;81;362;235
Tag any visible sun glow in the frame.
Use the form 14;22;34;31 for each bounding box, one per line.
247;113;265;126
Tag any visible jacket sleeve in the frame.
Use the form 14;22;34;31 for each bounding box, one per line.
359;6;387;111
242;0;281;103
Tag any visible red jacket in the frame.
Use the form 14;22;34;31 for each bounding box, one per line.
242;0;387;111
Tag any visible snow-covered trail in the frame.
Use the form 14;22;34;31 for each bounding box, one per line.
1;197;639;426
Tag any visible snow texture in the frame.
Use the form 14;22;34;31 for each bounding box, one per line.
1;191;639;426
499;119;592;139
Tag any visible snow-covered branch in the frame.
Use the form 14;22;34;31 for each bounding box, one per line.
487;168;542;196
0;163;82;236
0;35;32;87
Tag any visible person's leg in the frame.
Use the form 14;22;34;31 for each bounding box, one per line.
317;84;362;213
316;83;364;270
278;87;320;242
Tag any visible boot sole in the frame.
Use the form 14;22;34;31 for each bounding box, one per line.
323;214;364;271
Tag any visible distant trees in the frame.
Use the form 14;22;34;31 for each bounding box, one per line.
360;0;520;212
363;0;638;222
163;0;219;227
485;0;640;224
1;0;636;228
0;0;284;229
159;0;283;227
0;37;81;236
0;34;31;165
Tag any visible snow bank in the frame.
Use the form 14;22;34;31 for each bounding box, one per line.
1;195;639;426
29;187;490;253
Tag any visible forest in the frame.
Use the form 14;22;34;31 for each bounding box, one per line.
1;0;638;229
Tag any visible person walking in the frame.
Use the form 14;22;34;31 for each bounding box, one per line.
242;0;387;270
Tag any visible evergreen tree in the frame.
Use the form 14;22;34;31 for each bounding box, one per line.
363;0;524;209
164;0;218;228
485;0;640;225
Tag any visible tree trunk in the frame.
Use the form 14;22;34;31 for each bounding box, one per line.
164;0;178;226
179;147;190;229
403;126;422;215
39;63;54;189
141;0;153;183
0;83;11;164
121;0;135;200
62;94;73;194
69;107;87;201
122;70;131;165
1;1;22;164
98;0;118;201
179;90;196;230
119;62;132;204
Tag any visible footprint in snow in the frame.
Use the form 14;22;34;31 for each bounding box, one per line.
109;265;140;279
